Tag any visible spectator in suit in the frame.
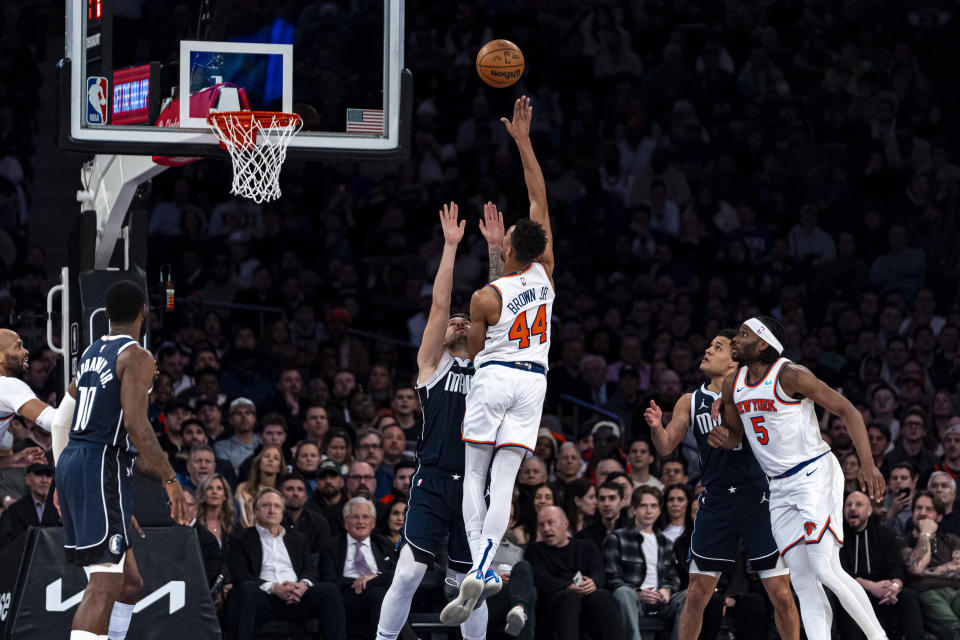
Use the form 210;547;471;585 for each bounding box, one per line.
307;459;347;535
526;506;621;640
320;496;397;638
280;472;331;552
0;462;58;546
840;490;923;640
227;487;345;640
603;486;683;640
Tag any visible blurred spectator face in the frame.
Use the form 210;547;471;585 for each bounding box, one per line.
183;490;197;522
844;491;872;532
304;406;329;442
898;378;925;406
627;440;653;473
658;370;682;403
519;457;548;486
665;488;688;522
879;306;902;333
260;447;283;475
841;452;860;481
555;444;582;478
166;405;192;434
278;369;302;395
261;423;286;448
346;461;377;498
889;466;917;493
933;392;953;417
382;425;406;458
326;435;349;464
661;461;687;486
356;433;383;466
596;458;623;486
945;433;960;460
25;466;52;501
912;495;941;530
295;442;321;473
150;374;173;407
901;414;926;443
281;478;308;511
159;350;184;382
635;491;661;531
867;426;889;458
233;328;257;350
871;388;896;415
316;469;343;500
182;422;208;448
388;500;405;534
533;485;554;512
829;417;852;449
886;340;909;368
928;473;956;512
580;356;607;389
368;365;391;392
187;449;215;481
193;349;219;372
195;372;220;399
617;370;639;395
537;507;570;547
939;326;959;353
308;378;330;404
393;466;414;495
534;436;556;463
392;388;417;416
333;371;356;399
255;491;284;528
596;487;621;520
230;405;256;434
620;336;643;365
203;478;225;508
198;403;222;434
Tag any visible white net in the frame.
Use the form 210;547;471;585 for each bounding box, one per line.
207;111;302;204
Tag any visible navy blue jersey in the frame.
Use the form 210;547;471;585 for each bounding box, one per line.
690;384;766;490
69;334;140;453
415;352;473;475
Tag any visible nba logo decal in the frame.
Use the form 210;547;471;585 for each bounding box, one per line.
804;521;817;537
86;77;108;126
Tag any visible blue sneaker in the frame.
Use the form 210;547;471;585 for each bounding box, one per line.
440;570;484;625
473;568;502;610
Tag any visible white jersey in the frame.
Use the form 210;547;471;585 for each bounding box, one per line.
732;358;830;477
0;375;38;446
474;262;555;370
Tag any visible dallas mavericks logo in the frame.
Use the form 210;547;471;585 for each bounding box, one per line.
109;534;123;555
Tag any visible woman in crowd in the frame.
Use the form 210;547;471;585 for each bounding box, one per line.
322;428;353;474
510;482;555;544
294;440;322;493
660;483;693;544
367;364;394;410
377;497;406;546
235;446;286;527
563;478;597;534
196;473;237;548
534;429;558;478
841;451;862;494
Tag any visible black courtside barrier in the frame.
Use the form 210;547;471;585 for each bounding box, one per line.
0;526;219;639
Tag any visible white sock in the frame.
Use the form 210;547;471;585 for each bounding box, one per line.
71;632;108;640
783;546;832;640
474;447;525;574
463;443;494;565
376;546;428;640
807;542;887;640
107;601;134;640
461;599;489;640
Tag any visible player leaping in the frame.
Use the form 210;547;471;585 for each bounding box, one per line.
376;202;511;640
442;96;555;625
645;329;799;640
709;316;887;640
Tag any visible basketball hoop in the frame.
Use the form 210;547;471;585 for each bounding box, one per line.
207;111;302;204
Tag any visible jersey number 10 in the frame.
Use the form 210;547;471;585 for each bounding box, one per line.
73;386;97;432
508;304;548;349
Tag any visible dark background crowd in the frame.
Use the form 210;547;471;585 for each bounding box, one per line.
0;0;959;638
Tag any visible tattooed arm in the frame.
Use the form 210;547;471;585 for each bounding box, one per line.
479;201;505;281
902;521;938;574
921;548;960;578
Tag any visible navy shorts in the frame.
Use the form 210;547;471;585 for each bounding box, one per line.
56;441;136;566
401;466;472;573
690;484;780;572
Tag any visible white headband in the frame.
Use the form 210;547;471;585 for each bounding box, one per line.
744;318;784;354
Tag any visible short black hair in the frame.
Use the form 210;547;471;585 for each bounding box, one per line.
754;315;785;363
718;328;736;341
394;457;417;473
891;460;919;479
510;218;548;264
278;471;306;487
105;280;145;324
661;455;689;474
598;480;624;500
450;312;470;321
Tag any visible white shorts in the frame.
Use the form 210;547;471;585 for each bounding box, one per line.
461;364;547;453
769;453;844;557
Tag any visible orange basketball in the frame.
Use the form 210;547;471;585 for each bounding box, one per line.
476;39;525;87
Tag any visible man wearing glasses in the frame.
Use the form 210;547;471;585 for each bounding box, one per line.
355;428;392;498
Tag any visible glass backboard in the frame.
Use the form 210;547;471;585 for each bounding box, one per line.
60;0;410;160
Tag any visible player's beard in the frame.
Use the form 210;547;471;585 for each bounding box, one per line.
446;335;468;352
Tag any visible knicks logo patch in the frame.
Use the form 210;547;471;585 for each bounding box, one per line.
804;521;817;537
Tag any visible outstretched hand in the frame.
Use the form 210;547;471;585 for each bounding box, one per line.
440;202;465;246
643;400;663;428
500;95;532;140
479;201;504;247
858;463;886;503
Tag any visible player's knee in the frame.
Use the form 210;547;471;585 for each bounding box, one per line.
764;577;794;610
684;576;715;608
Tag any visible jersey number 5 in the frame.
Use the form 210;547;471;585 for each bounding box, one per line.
508;304;548;349
751;416;769;445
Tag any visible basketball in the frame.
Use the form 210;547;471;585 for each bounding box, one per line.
476;39;525;87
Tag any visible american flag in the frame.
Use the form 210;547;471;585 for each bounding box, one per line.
346;108;384;134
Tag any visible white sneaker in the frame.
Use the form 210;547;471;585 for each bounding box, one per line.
439;570;484;625
504;604;527;636
474;569;502;610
